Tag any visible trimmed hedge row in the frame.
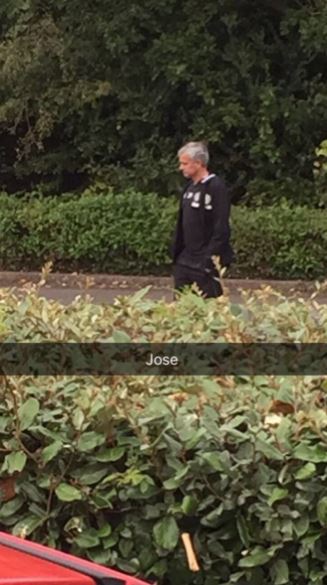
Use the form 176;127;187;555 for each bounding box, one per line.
0;191;326;278
1;286;327;585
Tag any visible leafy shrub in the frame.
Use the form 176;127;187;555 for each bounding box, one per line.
241;178;317;208
314;139;327;207
0;1;326;196
0;190;176;274
0;190;326;278
0;285;327;585
231;202;327;279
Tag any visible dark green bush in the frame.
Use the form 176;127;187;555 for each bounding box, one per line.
314;139;327;208
1;287;327;584
231;202;327;279
0;190;326;279
241;178;317;208
0;1;326;196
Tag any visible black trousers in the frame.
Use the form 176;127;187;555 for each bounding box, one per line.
173;263;223;298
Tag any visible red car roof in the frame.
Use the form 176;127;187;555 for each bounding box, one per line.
0;544;94;585
0;532;149;585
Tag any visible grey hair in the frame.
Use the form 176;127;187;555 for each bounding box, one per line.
178;141;209;166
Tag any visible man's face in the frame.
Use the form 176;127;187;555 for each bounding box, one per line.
178;153;201;179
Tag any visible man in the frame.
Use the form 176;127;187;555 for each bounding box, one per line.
171;141;234;298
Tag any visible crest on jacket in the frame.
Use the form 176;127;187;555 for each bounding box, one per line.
204;193;212;209
190;191;201;207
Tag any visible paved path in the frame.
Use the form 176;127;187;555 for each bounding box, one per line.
39;287;177;304
36;287;253;304
0;271;326;305
2;284;221;304
2;285;326;306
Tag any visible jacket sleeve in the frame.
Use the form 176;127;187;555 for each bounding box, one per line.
204;178;231;270
170;195;184;261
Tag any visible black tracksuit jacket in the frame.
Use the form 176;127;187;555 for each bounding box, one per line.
171;174;234;271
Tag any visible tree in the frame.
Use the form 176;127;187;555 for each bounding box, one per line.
0;0;326;198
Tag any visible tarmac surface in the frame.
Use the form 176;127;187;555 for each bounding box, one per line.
0;271;326;305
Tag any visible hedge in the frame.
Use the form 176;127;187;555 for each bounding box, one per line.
0;190;326;278
1;285;327;585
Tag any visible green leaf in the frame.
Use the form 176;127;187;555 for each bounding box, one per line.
5;451;27;473
237;515;250;548
200;379;222;398
201;505;224;528
129;286;152;304
0;497;24;518
119;539;134;557
153;517;179;551
148;560;167;578
42;441;63;463
103;535;119;549
275;419;292;448
18;398;39;430
294;462;316;480
256;439;284;461
267;488;288;506
293;515;309;537
72;409;85;430
293;444;327;463
96;447;125;462
302;532;321;545
0;416;10;432
317;496;327;526
55;483;83;502
239;549;271;568
184;428;207;450
75;533;100;548
230;304;243;317
120;527;132;538
163;477;184;490
70;465;108;485
91;495;113;509
23;482;45;503
77;432;105;452
220;424;248;441
116;558;140;575
98;525;112;538
112;330;131;343
87;550;113;564
12;514;45;537
271;559;289;585
224;415;247;428
201;452;224;471
182;496;198;515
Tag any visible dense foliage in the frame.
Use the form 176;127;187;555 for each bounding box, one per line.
0;0;326;198
0;285;327;584
0;190;326;279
